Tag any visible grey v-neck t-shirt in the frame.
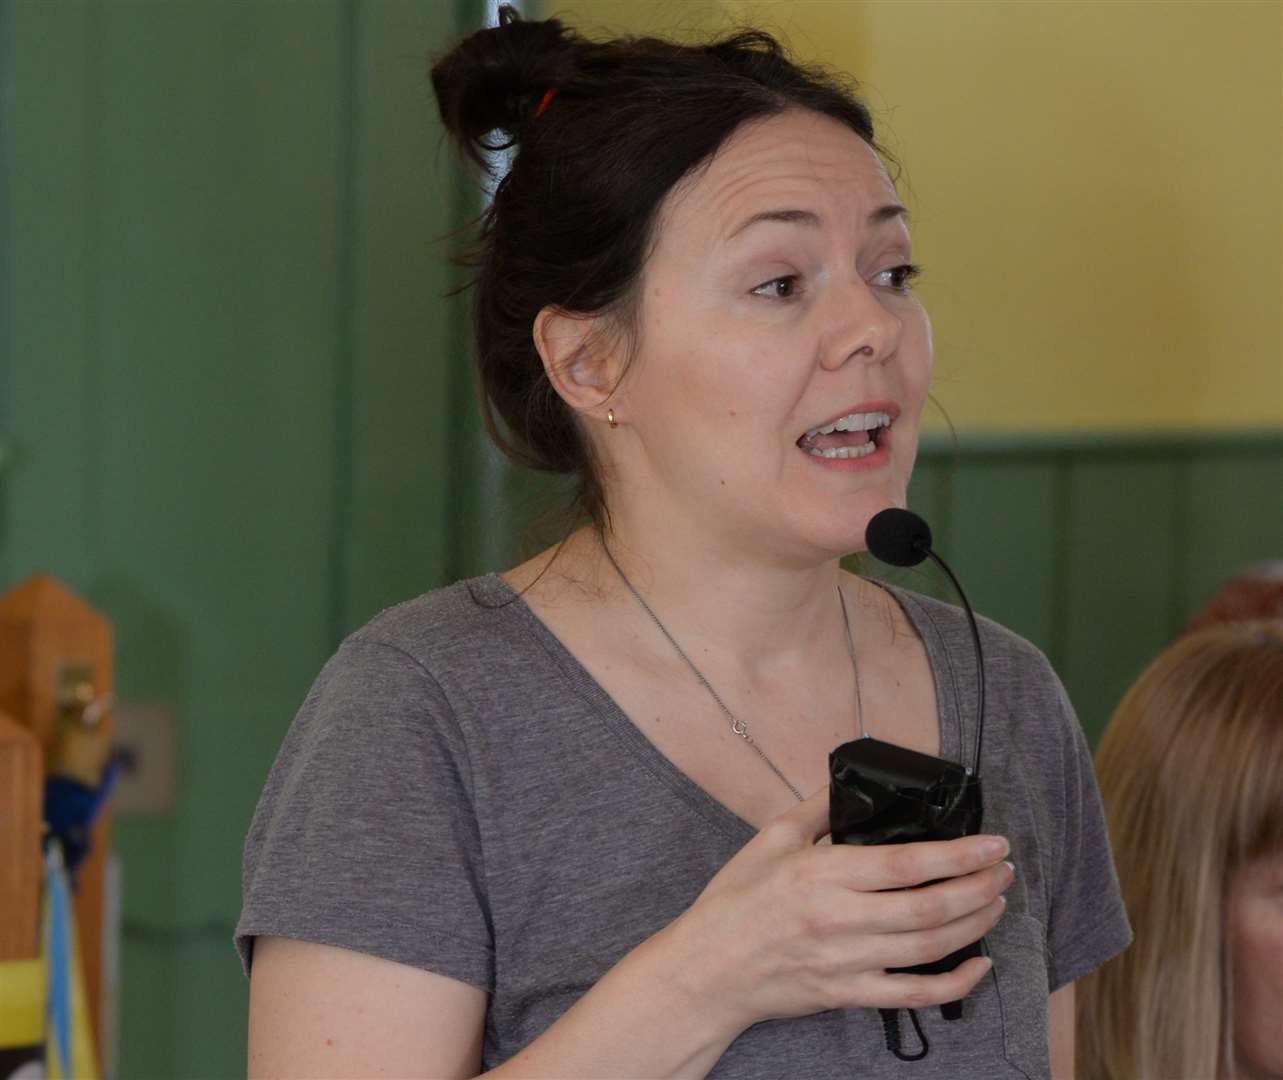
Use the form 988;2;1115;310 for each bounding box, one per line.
236;575;1130;1078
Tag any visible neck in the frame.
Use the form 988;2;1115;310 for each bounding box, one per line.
588;499;861;678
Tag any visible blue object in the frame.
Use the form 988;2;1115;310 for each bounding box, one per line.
43;754;123;885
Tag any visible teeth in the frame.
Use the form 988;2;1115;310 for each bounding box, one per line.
806;410;892;438
808;441;879;460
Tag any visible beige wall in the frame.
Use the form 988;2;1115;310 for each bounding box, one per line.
544;0;1283;433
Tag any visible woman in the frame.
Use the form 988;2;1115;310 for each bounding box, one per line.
1077;621;1283;1080
237;9;1129;1077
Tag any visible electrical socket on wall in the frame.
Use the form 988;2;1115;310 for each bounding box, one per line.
110;703;177;817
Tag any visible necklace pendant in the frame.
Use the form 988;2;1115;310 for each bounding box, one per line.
730;718;749;737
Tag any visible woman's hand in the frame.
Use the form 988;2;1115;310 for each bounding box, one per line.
658;786;1012;1034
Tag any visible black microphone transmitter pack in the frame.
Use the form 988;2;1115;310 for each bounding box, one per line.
829;507;989;1036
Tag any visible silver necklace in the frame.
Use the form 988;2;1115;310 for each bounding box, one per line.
601;540;865;803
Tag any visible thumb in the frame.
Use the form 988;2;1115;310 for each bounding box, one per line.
763;785;831;846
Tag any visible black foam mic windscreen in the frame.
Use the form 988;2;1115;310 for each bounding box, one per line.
865;508;933;567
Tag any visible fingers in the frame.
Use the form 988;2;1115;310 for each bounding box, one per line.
825;833;1011;891
866;893;1007;970
761;786;832;847
860;859;1015;934
858;955;995;1011
709;801;1012;1023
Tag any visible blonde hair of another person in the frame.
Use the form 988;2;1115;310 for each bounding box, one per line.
1076;620;1283;1080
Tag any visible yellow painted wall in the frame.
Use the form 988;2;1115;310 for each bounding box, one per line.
543;0;1283;433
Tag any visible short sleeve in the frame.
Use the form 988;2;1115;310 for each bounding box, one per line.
234;636;494;991
1044;678;1132;989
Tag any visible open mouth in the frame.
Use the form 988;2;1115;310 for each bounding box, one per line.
797;409;893;460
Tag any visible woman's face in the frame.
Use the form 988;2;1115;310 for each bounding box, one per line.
613;109;933;564
1227;849;1283;1079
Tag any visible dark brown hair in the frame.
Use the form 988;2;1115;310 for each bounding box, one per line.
430;6;888;527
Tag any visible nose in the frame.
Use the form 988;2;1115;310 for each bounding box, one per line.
820;278;904;371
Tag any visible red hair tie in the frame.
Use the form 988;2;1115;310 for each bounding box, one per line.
534;86;557;119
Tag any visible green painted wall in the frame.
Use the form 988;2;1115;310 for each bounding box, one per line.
901;433;1283;741
1;1;480;1075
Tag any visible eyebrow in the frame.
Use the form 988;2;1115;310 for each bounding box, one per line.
725;203;909;241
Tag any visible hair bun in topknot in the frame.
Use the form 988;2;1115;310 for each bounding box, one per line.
430;4;577;168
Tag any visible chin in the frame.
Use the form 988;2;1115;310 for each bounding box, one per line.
839;488;909;549
796;487;908;563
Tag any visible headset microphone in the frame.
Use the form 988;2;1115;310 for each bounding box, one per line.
829;507;988;1051
864;505;934;567
863;508;986;769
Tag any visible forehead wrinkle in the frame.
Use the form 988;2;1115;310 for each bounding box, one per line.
653;114;902;267
708;134;897;245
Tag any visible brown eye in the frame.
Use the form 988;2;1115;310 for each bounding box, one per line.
752;275;800;299
871;263;923;291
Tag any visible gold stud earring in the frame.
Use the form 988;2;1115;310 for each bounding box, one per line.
607;408;619;429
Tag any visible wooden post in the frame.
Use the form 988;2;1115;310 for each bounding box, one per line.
0;575;114;1072
0;712;43;961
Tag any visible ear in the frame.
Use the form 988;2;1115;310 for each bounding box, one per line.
533;305;625;421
